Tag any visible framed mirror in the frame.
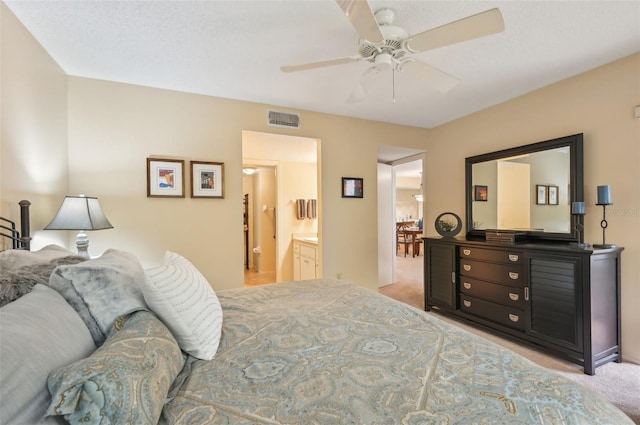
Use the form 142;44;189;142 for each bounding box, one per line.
465;133;583;242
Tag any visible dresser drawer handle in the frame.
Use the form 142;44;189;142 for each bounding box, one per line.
463;300;471;307
509;314;520;322
463;249;471;256
508;254;519;262
463;264;471;271
509;293;519;301
509;272;519;280
463;282;472;290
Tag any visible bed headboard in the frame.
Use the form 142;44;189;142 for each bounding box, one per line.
0;200;31;250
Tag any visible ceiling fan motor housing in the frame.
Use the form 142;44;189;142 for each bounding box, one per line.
359;9;409;67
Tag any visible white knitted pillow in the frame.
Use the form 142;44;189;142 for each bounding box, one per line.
142;251;222;360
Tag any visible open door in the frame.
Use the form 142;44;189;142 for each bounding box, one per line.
377;162;394;285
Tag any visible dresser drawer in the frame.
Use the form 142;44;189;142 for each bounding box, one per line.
459;259;524;286
459;247;523;265
460;277;525;309
460;295;525;331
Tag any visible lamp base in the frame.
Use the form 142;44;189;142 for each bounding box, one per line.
75;231;91;259
593;243;616;249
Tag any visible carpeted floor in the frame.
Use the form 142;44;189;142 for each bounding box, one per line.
380;256;640;424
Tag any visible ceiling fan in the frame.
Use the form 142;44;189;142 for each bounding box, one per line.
281;0;505;103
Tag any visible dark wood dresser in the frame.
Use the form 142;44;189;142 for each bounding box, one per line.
423;237;623;375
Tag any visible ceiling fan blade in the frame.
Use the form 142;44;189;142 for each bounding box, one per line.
398;59;460;93
335;0;384;44
281;56;362;73
346;66;381;103
405;8;504;53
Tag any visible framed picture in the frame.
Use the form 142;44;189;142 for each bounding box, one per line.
536;184;547;205
147;158;185;198
547;185;559;205
191;161;224;198
474;185;488;201
342;177;363;198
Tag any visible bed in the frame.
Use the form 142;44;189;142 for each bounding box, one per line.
0;202;633;424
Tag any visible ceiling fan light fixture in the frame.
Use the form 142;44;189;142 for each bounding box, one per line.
374;53;393;70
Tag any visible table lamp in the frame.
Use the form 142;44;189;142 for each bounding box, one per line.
44;195;113;258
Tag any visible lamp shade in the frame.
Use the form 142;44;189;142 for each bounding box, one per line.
45;196;113;231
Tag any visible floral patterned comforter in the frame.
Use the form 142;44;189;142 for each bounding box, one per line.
161;279;632;424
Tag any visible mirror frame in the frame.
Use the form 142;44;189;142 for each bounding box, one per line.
465;133;584;242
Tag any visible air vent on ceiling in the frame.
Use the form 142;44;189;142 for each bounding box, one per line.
267;110;300;129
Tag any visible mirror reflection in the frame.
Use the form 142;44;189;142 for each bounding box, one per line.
471;147;571;233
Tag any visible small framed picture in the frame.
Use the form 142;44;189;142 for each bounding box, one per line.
474;185;488;201
342;177;363;198
547;185;558;205
147;158;185;198
191;161;224;198
536;184;547;205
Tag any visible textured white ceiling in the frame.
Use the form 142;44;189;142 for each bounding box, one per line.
5;0;640;130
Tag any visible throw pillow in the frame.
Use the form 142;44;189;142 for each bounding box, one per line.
48;249;148;346
46;310;185;425
142;251;223;360
0;255;86;307
0;244;74;273
0;284;96;424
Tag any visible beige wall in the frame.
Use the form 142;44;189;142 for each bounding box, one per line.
278;161;319;281
396;189;422;222
1;4;68;248
2;5;638;362
423;53;640;363
64;76;430;292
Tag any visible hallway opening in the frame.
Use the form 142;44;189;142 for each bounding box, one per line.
242;131;320;286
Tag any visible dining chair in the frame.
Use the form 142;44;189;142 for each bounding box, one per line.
396;222;413;257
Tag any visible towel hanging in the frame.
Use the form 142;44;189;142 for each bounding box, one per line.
296;199;306;220
306;199;317;219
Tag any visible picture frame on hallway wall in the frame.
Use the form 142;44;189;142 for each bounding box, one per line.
147;158;185;198
191;161;224;198
536;184;547;205
342;177;363;198
547;185;559;205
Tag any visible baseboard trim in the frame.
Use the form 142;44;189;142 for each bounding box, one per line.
622;353;640;365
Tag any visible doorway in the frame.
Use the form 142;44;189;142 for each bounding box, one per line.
242;164;277;286
392;157;424;285
377;145;425;287
242;131;320;286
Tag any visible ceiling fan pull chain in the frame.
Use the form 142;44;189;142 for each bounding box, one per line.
392;68;396;104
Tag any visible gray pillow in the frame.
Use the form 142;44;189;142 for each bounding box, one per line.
0;284;96;424
0;255;87;307
0;244;74;273
48;249;148;346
